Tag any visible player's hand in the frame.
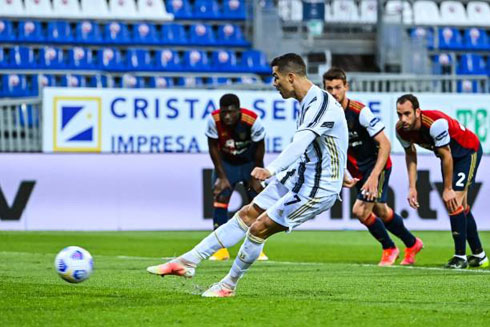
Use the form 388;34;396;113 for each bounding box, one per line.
343;177;359;188
407;187;419;209
443;188;459;213
249;178;265;194
251;167;271;181
361;175;378;201
213;177;232;197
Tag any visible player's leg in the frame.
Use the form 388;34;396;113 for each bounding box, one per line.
146;180;285;277
352;199;398;266
202;191;338;297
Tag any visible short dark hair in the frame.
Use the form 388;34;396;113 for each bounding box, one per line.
219;93;240;109
397;94;420;110
322;67;347;84
270;53;307;76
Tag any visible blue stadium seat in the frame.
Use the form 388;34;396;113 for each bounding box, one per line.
457;54;486;75
438;27;463;50
29;74;56;97
47;21;74;44
236;76;259;84
61;75;87;87
205;77;233;86
161;23;187;45
0;20;14;42
18;21;44;43
176;77;204;86
193;0;220;19
166;0;192;19
240;50;269;73
9;46;36;69
183;50;210;71
189;24;216;45
222;0;246;20
432;53;453;75
88;75;109;88
126;48;153;71
67;47;94;70
122;74;144;88
211;50;237;72
217;24;249;46
104;22;130;44
97;48;125;71
132;23;158;45
154;49;181;71
457;80;480;93
463;28;489;51
410;27;434;50
149;76;175;88
75;21;102;44
38;47;66;69
3;74;28;97
17;104;39;126
0;46;7;69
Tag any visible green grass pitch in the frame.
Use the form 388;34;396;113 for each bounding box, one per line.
1;231;489;327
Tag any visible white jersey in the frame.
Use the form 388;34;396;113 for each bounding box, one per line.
280;85;348;198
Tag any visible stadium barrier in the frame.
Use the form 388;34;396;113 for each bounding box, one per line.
0;153;489;231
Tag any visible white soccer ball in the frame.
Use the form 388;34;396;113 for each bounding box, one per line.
54;246;93;283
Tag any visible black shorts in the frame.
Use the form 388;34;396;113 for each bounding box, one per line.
355;167;391;203
451;145;482;191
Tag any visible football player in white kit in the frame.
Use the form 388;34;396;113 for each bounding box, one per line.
147;53;349;297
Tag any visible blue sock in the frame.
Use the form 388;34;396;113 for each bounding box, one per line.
465;208;483;254
384;211;416;248
363;214;396;250
449;208;467;256
213;205;229;230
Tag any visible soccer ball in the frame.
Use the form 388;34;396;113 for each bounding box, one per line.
54;246;93;283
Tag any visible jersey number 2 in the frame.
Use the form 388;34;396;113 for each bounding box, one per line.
456;172;466;187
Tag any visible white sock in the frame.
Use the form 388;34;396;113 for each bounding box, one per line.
180;213;249;265
473;251;486;259
221;232;265;289
454;254;467;260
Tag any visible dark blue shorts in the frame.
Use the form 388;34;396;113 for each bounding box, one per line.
212;160;255;198
450;145;482;191
355;167;391;203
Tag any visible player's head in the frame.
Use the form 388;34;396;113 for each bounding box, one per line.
271;53;307;99
323;67;348;104
219;93;241;127
396;94;421;131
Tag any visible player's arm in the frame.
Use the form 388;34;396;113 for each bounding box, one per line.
404;144;419;209
343;169;359;188
208;137;232;196
435;146;458;213
250;118;266;168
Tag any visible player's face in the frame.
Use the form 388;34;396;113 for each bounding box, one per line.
220;105;240;127
324;79;348;103
397;101;420;131
272;66;294;99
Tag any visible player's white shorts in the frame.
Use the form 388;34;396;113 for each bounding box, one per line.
253;179;338;232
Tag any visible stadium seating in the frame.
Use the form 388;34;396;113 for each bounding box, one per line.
463;28;489;50
132;23;159;45
205;77;232;86
439;1;468;26
217;24;249;46
67;47;95;69
432;53;453;75
60;74;86;87
24;0;54;18
384;0;413;24
38;46;65;69
467;1;490;26
222;0;246;20
3;74;28;97
241;49;269;73
97;48;125;71
0;20;14;42
154;49;182;71
47;21;74;44
277;0;302;22
137;0;174;20
331;0;360;23
80;0;111;19
9;46;36;69
0;0;25;17
18;21;44;43
413;1;441;25
76;21;103;44
127;48;153;71
359;0;377;24
193;0;220;20
166;0;193;19
189;24;216;46
104;22;131;44
176;76;203;86
0;46;7;69
211;50;237;71
410;27;434;50
52;0;82;18
457;79;480;93
457;54;486;75
183;50;210;71
161;23;187;45
109;0;138;19
122;74;144;88
438;27;463;50
149;76;175;88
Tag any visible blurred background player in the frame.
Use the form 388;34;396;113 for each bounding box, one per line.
205;93;268;261
396;94;488;269
323;68;423;266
